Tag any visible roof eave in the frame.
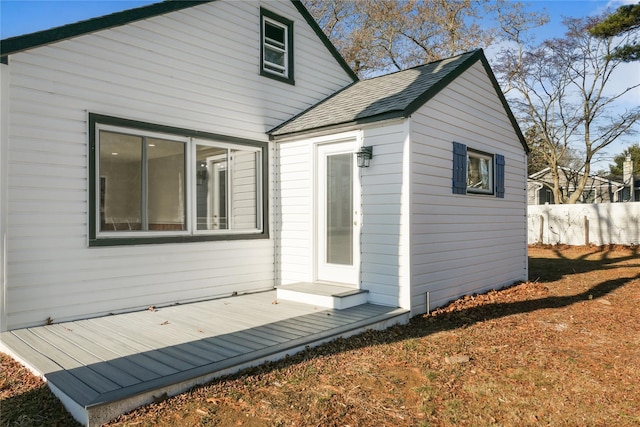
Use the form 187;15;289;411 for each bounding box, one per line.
401;49;529;154
270;111;406;141
476;52;530;153
1;0;213;60
269;51;484;139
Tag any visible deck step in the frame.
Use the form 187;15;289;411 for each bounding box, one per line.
276;282;369;309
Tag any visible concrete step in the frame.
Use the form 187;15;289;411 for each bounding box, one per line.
276;282;369;310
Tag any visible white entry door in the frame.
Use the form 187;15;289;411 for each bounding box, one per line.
316;141;360;285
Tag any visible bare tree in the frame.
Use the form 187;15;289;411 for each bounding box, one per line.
496;15;640;204
303;0;538;77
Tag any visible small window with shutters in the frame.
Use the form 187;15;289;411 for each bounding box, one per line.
452;142;505;198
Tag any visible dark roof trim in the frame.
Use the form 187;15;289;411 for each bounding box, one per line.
401;50;484;118
1;1;212;59
269;50;485;139
290;0;358;82
1;0;358;85
529;166;622;184
267;78;359;138
270;49;528;153
476;52;529;153
399;49;527;153
270;110;406;140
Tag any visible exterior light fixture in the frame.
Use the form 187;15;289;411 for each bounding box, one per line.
196;169;208;185
356;146;373;168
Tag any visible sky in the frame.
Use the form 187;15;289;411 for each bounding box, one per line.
0;0;633;41
0;0;638;170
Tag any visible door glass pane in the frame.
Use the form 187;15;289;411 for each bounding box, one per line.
99;131;142;231
147;138;186;231
326;153;353;265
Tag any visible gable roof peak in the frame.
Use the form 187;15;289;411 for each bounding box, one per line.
271;48;528;153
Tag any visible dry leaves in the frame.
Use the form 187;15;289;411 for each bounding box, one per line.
3;246;639;427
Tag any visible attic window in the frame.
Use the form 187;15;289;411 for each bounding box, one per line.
260;8;294;85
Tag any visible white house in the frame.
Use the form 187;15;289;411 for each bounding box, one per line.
0;0;528;333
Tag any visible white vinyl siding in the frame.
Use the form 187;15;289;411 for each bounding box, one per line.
275;139;314;284
2;0;354;330
277;124;410;306
409;61;528;314
359;121;411;309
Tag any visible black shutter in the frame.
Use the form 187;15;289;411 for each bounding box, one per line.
452;142;467;194
495;154;505;198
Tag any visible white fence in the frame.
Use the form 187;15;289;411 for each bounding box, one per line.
528;202;640;246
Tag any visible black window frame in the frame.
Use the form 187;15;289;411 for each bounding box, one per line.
260;8;294;85
88;113;269;247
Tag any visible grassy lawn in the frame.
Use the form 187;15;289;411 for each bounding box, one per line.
2;245;639;426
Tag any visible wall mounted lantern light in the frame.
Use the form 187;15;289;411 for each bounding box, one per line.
196;169;208;185
356;146;373;168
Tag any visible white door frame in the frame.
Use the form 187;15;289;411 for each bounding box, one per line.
315;133;362;286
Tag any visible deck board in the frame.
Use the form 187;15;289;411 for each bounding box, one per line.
68;321;180;377
82;319;198;372
13;329;122;394
0;331;65;374
45;324;162;382
0;290;409;426
28;327;142;389
250;323;308;340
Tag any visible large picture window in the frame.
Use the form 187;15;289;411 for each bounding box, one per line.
89;114;267;246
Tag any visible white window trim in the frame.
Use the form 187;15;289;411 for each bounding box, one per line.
192;139;263;236
466;149;494;195
95;124;191;239
263;16;289;77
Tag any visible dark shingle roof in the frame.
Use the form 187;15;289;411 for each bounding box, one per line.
270;49;528;152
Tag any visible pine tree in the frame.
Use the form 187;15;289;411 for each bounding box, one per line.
609;144;640;179
590;4;640;61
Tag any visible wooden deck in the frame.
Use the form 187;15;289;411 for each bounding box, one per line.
0;290;409;426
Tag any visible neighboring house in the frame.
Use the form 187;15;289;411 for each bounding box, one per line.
0;0;529;333
626;178;640;202
621;154;640;202
528;167;624;205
